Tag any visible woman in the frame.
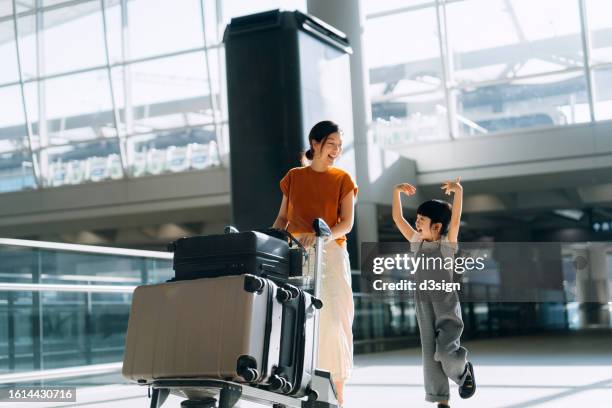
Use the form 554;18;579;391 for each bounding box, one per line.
272;120;357;406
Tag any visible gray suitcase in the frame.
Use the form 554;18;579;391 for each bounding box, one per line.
122;274;284;384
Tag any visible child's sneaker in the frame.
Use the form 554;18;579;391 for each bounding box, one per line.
437;404;450;408
459;362;476;399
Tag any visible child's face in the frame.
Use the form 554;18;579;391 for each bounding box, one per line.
415;214;442;241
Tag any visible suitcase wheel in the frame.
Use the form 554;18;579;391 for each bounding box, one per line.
243;275;265;293
237;355;260;382
283;284;300;299
312;297;323;310
281;380;293;394
240;367;258;383
276;288;292;303
269;375;287;392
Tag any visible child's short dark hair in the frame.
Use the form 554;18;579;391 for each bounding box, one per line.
417;199;452;234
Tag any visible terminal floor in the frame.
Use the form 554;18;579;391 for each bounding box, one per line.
3;331;611;408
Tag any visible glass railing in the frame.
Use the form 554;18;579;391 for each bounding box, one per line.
0;238;573;382
0;239;173;377
352;290;569;354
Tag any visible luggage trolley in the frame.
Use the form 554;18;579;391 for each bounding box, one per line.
126;219;339;408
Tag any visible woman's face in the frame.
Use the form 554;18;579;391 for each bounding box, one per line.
313;132;343;166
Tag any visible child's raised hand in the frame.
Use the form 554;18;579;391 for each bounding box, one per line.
394;183;416;196
441;177;462;195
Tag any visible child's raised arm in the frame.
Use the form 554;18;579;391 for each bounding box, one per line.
392;183;418;241
441;177;463;243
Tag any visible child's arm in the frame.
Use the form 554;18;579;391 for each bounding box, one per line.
442;177;462;243
392;183;418;241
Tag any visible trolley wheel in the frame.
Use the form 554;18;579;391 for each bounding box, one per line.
306;387;319;402
218;384;242;408
181;398;217;408
150;388;170;408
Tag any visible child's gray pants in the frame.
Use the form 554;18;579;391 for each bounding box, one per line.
415;290;469;403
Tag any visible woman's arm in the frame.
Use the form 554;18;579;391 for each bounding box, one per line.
272;195;289;229
442;177;462;243
330;192;355;241
392;183;418;241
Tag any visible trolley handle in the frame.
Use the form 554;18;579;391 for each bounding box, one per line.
312;218;331;239
310;218;331;297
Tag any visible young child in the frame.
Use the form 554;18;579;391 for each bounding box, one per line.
392;177;475;408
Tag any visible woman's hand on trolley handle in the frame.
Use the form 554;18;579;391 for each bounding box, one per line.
298;233;317;249
297;232;332;248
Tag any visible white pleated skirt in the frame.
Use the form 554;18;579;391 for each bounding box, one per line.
302;240;354;383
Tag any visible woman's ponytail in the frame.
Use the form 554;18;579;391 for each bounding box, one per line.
301;147;314;166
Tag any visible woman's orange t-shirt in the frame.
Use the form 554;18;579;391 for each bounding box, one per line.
280;166;358;245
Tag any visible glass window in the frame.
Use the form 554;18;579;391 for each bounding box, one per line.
0;1;14;17
127;125;219;177
127;0;204;60
42;1;106;75
120;51;211;134
366;7;441;70
446;0;583;85
364;0;434;16
593;66;612;121
21;81;39;149
372;90;449;145
0;19;19;85
456;71;590;136
221;0;306;25
202;0;220;46
44;139;122;186
38;69;116;149
13;0;34;13
0;85;28;153
42;0;79;6
366;5;447;144
0;150;36;192
366;6;442;106
586;0;612;65
15;13;38;81
102;0;122;64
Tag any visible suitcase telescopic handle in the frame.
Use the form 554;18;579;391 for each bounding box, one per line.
310;218;331;371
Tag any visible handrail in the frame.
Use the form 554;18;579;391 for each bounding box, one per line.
0;362;123;384
0;238;173;259
0;282;137;293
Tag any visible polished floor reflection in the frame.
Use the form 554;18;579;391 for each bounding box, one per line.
2;331;611;408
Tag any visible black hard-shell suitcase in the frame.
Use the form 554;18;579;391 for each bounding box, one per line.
169;230;293;283
267;283;319;397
